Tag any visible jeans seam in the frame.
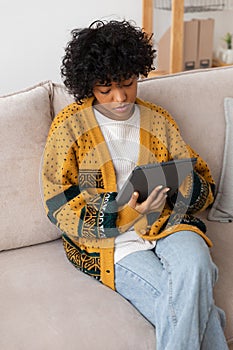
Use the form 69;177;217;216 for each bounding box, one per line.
156;255;177;327
116;262;161;297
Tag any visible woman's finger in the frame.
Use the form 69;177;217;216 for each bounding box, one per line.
128;191;139;208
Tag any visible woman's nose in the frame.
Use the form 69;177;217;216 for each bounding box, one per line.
112;88;127;102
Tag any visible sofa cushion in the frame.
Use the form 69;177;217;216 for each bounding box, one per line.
208;97;233;222
51;82;74;117
0;82;61;251
198;211;233;345
0;240;156;350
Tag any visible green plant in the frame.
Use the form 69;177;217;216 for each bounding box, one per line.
222;32;232;50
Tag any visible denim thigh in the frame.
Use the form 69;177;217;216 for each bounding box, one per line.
115;249;165;325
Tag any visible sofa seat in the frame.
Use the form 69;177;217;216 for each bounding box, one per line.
1;216;233;349
200;212;233;346
0;240;156;350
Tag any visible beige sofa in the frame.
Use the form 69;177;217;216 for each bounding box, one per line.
1;66;233;349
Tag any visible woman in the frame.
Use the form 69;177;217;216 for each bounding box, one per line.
42;20;228;349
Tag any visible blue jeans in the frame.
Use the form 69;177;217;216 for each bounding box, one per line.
115;231;228;350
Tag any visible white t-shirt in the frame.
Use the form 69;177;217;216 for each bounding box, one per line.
94;106;156;263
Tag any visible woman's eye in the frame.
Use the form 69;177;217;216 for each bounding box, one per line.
123;81;133;87
100;90;110;95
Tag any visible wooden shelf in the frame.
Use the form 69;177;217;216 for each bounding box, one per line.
212;58;233;67
146;59;233;78
147;70;169;77
142;0;184;74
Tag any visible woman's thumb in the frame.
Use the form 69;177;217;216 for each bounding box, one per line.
128;191;139;208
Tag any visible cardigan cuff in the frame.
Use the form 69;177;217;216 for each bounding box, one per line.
117;205;143;232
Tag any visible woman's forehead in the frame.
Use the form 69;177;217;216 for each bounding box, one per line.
95;75;136;86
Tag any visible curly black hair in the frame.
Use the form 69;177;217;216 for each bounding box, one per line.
61;20;156;104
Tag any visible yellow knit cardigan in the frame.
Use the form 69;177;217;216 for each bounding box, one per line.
42;97;215;290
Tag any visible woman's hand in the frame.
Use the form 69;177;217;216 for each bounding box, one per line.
128;185;170;215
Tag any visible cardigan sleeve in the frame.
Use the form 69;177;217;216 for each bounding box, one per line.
155;105;215;213
168;144;215;214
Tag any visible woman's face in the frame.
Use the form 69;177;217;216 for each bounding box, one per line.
93;76;137;120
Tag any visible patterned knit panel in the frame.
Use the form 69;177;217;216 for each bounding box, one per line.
62;235;101;280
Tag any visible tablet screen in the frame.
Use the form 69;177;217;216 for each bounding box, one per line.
116;158;197;206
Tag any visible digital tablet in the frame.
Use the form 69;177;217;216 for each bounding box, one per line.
116;158;197;206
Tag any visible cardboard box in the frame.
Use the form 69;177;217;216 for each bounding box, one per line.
157;18;214;72
197;18;215;69
183;19;199;70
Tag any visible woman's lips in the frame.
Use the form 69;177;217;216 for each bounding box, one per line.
113;104;130;113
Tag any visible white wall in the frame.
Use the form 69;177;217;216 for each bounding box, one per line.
0;0;142;95
1;1;232;96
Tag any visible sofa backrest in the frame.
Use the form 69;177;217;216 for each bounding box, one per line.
1;66;232;252
0;82;73;252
